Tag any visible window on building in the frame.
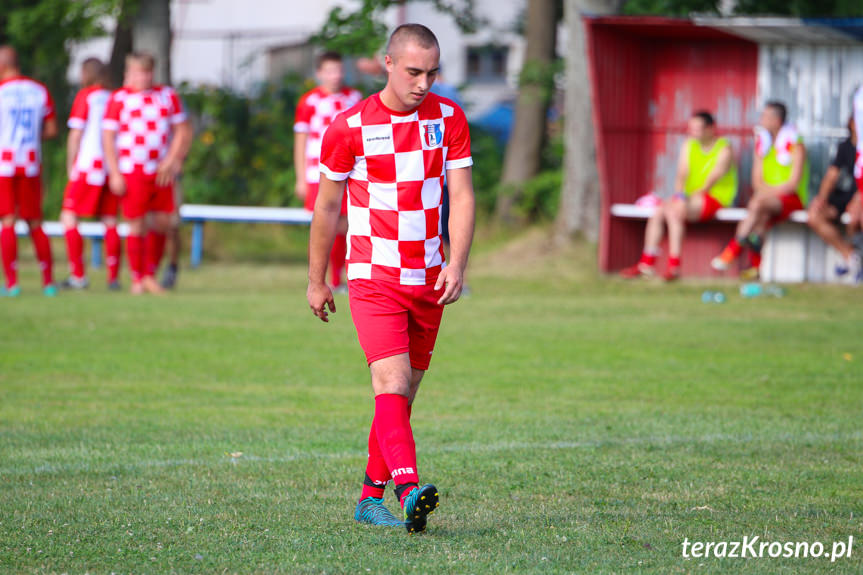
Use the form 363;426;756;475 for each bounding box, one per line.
465;45;509;83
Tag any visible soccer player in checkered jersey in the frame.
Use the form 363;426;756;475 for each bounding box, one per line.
308;24;475;533
0;46;58;297
102;52;192;295
294;51;362;292
60;58;122;291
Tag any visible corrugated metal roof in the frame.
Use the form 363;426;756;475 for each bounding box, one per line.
693;16;863;45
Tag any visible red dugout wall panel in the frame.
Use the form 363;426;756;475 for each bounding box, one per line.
587;17;759;274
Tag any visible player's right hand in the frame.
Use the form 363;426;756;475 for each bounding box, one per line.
296;180;308;201
307;281;335;323
109;172;126;197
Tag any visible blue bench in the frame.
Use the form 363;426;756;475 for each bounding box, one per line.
15;204;313;269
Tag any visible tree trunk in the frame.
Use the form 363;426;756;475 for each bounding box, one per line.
108;1;134;89
553;0;621;244
132;0;172;84
495;0;559;223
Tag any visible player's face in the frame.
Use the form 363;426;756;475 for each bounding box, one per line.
760;107;782;133
317;60;344;93
385;43;440;109
125;62;154;92
688;117;705;141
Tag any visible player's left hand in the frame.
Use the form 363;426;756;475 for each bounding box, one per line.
156;157;182;187
434;266;464;306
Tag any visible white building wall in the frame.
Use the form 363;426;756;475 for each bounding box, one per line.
70;0;535;116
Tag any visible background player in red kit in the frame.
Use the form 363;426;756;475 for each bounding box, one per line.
102;52;191;295
294;52;362;292
0;45;58;297
307;24;475;533
60;57;122;290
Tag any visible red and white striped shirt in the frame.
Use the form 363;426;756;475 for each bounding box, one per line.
68;85;111;186
0;76;55;178
320;92;472;286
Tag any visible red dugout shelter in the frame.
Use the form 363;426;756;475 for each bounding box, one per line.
586;16;863;277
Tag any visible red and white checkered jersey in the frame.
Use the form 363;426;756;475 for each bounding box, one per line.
320;92;473;285
294;86;362;184
0;76;55;177
102;85;186;176
68;85;111;186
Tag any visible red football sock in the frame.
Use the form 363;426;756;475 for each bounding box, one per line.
30;226;53;286
1;225;17;288
727;238;744;257
668;255;681;269
373;394;419;505
145;230;166;278
104;225;121;283
330;233;347;287
748;250;762;269
64;227;85;279
638;251;657;267
360;404;414;501
127;234;145;283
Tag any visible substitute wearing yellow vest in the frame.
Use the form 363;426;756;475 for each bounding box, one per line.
622;110;737;281
712;101;809;278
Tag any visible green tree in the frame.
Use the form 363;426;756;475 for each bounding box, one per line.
312;0;482;56
1;0;119;105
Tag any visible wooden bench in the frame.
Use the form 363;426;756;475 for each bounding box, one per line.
610;203;853;283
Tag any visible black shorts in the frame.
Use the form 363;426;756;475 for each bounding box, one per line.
828;189;856;223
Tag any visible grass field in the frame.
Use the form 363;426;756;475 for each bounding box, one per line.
2;230;862;574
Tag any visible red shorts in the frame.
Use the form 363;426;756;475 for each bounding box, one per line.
62;179;119;218
305;182;348;216
773;193;805;223
122;173;174;219
348;279;445;371
0;175;42;219
699;192;723;221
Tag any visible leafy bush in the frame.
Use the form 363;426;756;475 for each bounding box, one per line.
180;76;308;207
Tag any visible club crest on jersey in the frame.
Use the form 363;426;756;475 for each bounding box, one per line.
424;121;443;148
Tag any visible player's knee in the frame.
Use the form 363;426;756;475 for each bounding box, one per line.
1;215;14;227
60;211;76;229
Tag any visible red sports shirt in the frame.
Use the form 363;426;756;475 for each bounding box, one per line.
0;76;55;178
294;86;362;184
102;85;186;176
320;92;472;286
68;85;111;186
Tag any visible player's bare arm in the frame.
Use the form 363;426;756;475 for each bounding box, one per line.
156;120;192;187
435;166;475;305
294;131;308;200
307;174;344;322
698;145;733;194
66;128;83;179
102;128;125;197
673;142;689;194
809;165;840;215
42;117;58;140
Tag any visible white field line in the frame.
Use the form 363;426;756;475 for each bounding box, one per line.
3;430;861;477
